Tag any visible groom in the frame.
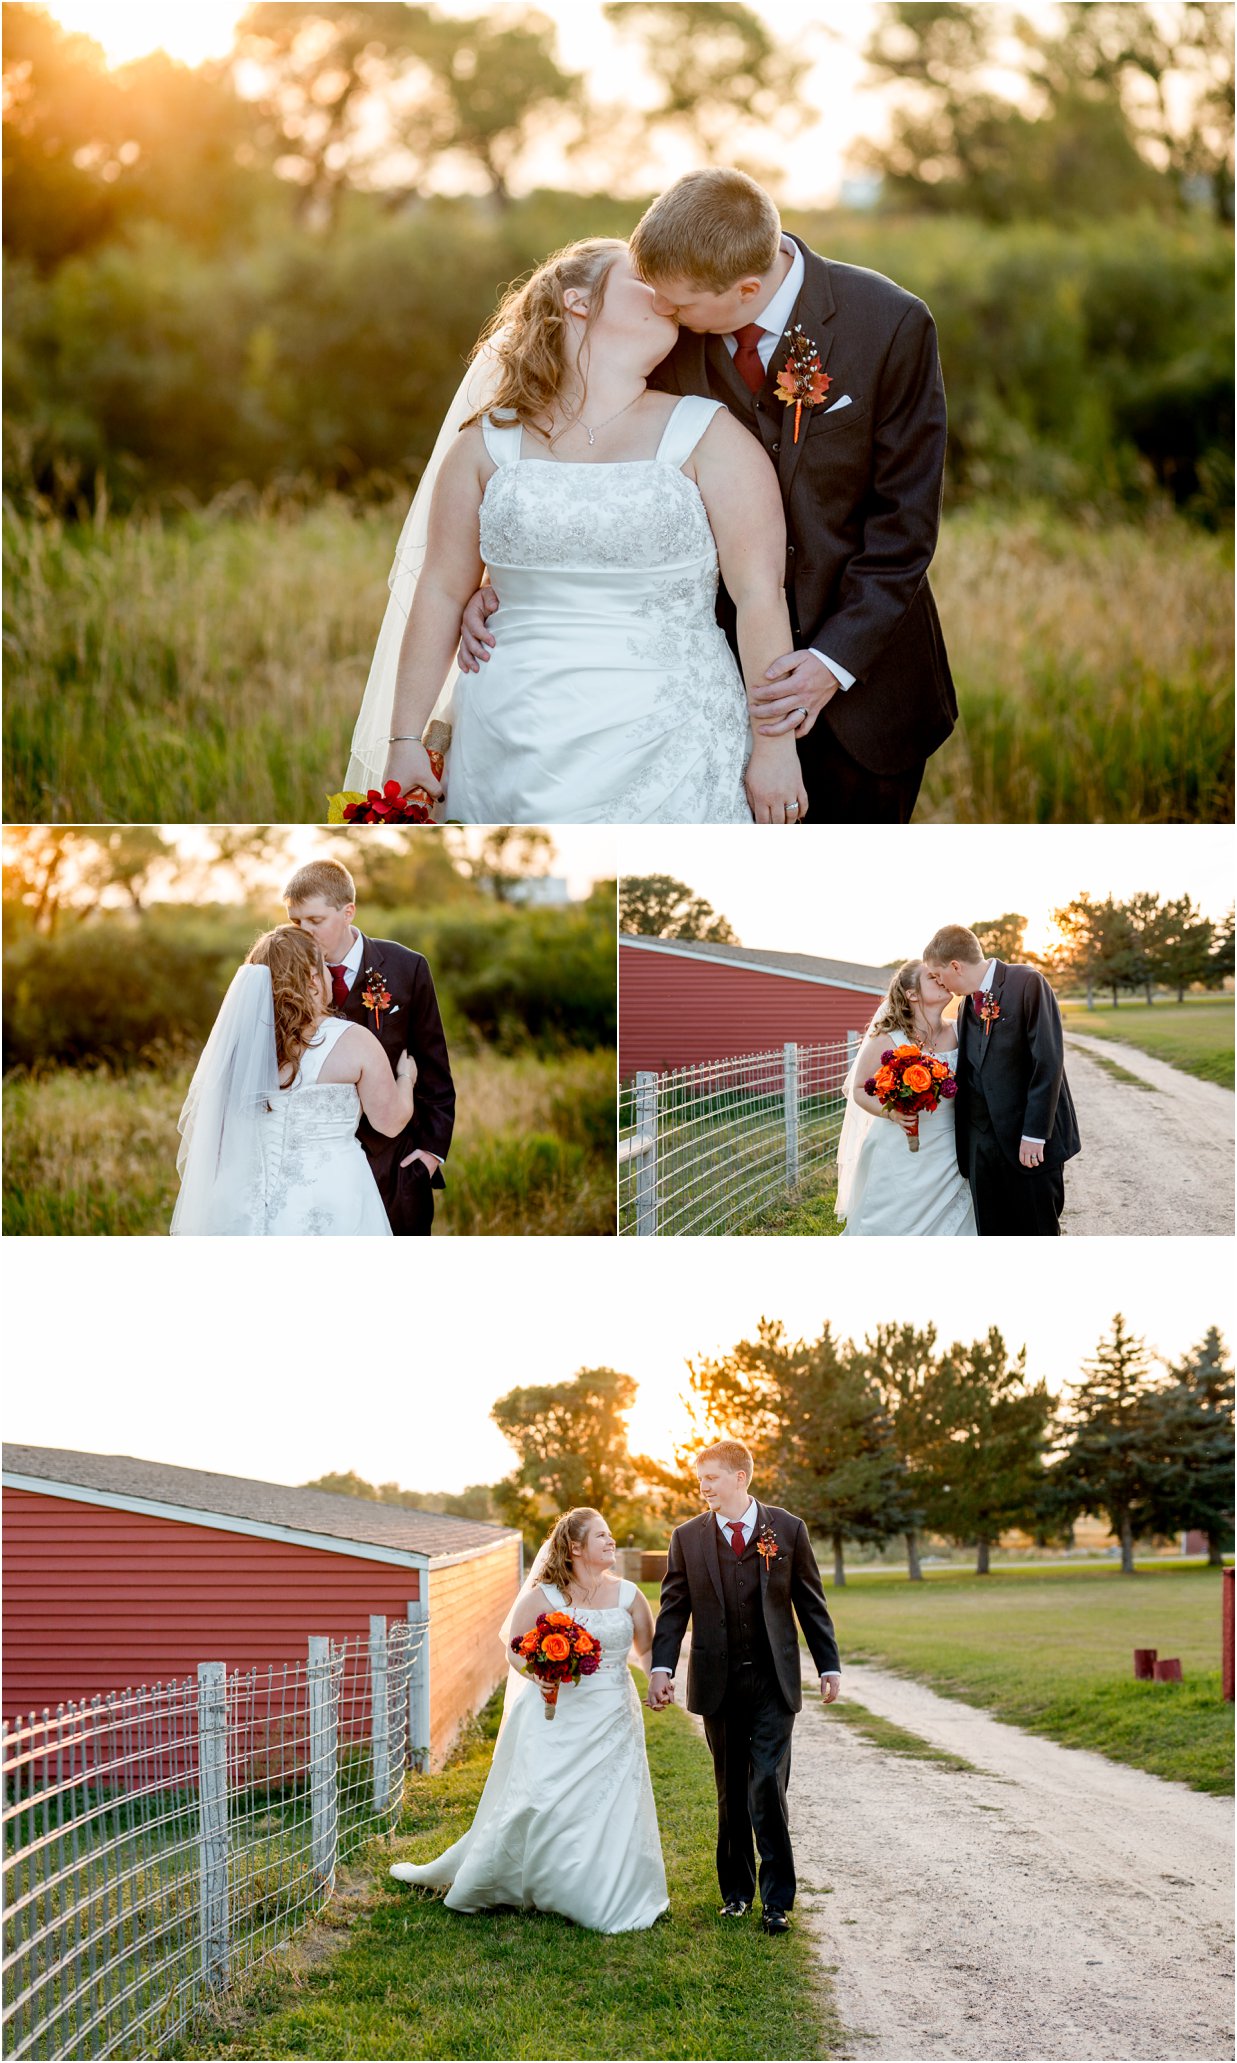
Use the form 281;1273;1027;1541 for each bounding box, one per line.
923;922;1081;1237
284;858;455;1235
648;1441;840;1935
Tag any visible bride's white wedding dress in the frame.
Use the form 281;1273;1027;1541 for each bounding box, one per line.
258;1020;391;1237
390;1580;668;1932
442;397;752;825
839;1039;977;1237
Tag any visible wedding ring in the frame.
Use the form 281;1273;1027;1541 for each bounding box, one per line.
792;706;808;726
784;801;800;818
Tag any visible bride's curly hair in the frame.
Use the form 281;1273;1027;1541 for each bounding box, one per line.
869;959;925;1044
247;926;330;1083
463;239;629;435
538;1508;604;1596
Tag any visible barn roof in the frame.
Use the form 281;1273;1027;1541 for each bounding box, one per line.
620;934;890;993
2;1445;518;1566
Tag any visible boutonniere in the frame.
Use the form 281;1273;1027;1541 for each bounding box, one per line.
756;1524;779;1569
976;995;1001;1037
360;969;396;1031
774;326;831;443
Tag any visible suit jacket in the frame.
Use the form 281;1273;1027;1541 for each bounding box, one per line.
650;1504;840;1716
339;935;455;1207
954;961;1081;1174
652;237;957;778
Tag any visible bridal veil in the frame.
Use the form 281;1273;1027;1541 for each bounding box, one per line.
170;964;281;1237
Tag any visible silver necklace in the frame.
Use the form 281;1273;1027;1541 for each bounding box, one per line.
552;387;644;449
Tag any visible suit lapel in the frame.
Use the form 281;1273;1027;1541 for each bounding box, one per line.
976;962;1007;1073
776;241;838;500
700;1512;725;1608
342;934;374;1025
705;332;757;417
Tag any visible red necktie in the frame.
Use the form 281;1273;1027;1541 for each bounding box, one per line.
732;323;767;395
971;991;985;1009
329;963;350;1008
728;1521;746;1557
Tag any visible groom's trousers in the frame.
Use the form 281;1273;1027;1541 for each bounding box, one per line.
966;1112;1064;1236
702;1663;796;1912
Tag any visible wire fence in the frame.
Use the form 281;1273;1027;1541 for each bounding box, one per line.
2;1610;427;2062
618;1039;856;1236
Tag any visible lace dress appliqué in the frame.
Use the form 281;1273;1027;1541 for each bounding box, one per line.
258;1020;391;1237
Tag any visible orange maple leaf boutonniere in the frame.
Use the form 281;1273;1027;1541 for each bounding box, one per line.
756;1524;779;1568
360;969;396;1032
976;995;1001;1038
773;326;831;443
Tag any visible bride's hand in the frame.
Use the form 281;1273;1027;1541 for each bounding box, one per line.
396;1051;417;1083
744;737;809;825
383;739;444;803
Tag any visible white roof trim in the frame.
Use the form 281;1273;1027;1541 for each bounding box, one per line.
2;1472;458;1570
620;935;886;994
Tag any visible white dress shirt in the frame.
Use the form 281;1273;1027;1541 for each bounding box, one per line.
725;239;855;693
651;1501;840;1680
973;960;1042;1146
330;927;364;988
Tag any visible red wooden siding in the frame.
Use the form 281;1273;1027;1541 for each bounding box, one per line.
428;1544;522;1764
619;944;878;1076
2;1489;424;1718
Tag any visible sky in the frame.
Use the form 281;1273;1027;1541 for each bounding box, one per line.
7;1239;1229;1497
41;0;1062;206
619;825;1236;964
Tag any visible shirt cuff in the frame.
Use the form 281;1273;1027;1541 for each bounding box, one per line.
809;648;856;691
1021;1138;1045;1147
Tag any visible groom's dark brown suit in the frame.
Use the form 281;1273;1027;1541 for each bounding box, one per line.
652;236;956;822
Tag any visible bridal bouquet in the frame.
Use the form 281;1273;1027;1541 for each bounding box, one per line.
863;1043;956;1154
512;1610;601;1721
327;722;450;826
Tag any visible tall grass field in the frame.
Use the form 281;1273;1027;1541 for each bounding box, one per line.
4;500;1231;824
1062;996;1234;1088
2;1049;615;1237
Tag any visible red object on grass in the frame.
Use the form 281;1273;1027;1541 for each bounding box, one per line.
1133;1647;1157;1680
1222;1569;1234;1703
1153;1657;1183;1682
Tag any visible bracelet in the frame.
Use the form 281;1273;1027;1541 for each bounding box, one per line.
388;734;424;743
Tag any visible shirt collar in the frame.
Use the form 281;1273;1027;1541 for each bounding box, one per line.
715;1499;759;1538
341;928;364;975
978;959;996;994
748;237;804;343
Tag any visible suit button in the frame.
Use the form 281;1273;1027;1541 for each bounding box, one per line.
771;440;780;454
786;544;796;557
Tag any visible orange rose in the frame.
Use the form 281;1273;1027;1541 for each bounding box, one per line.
931;1061;947;1079
544;1612;572;1628
574;1632;596;1653
894;1043;920;1059
519;1631;538;1654
904;1064;931;1092
542;1634;571;1661
874;1067;895;1092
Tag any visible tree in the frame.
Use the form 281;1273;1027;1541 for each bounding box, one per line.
1123;890;1175;1003
303;1470;497;1519
1048;893;1139;1006
619;874;737;942
1053;1314;1169;1573
1149;895;1215;1001
491;1366;648;1552
396;9;583;208
604;1;810;170
1207;906;1235;988
1154;1326;1234;1563
916;1330;1054;1574
970;913;1027;962
454;826;555;903
3;5;124;266
855;1322;942;1580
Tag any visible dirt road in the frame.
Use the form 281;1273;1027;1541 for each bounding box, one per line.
1061;1033;1233;1236
789;1662;1234;2062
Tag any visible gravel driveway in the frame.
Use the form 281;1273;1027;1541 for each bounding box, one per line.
1061;1033;1233;1236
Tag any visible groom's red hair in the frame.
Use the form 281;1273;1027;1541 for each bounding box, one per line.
696;1440;755;1484
630;170;780;291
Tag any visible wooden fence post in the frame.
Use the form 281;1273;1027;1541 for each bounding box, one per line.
369;1617;390;1815
635;1072;658;1237
784;1043;800;1188
196;1663;229;1991
307;1637;337;1893
406;1598;431;1773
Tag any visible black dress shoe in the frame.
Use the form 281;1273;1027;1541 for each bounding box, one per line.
761;1908;791;1934
718;1898;750;1918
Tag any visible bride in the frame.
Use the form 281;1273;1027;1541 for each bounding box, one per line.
390;1508;668;1932
347;238;807;826
836;959;977;1238
170;926;414;1237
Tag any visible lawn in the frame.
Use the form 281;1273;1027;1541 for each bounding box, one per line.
176;1686;838;2063
4;500;1231;825
2;1048;616;1237
1062;997;1234;1088
829;1562;1233;1795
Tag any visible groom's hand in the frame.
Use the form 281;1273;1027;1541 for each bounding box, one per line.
1018;1138;1045;1168
750;651;840;737
820;1673;841;1706
458;586;500;671
647;1670;675;1710
401;1148;441;1174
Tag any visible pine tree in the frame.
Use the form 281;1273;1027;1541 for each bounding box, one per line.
917;1330;1054;1574
859;1322;941;1580
1055;1314;1167;1573
1154;1327;1235;1563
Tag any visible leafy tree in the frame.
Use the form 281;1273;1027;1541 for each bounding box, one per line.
1123;890;1175;1003
491;1366;647;1552
453;826;555;903
619;874;737;942
604;1;810;169
303;1469;497;1519
396;9;583;207
3;5;123;266
1153;1326;1234;1563
1049;893;1139;1006
970;913;1027;962
1207;906;1235;987
1149;894;1215;1001
916;1330;1054;1574
854;1322;942;1581
1053;1314;1169;1573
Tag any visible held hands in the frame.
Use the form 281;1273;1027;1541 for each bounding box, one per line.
396;1051;418;1082
749;650;841;738
458;585;500;671
383;739;444;803
646;1671;676;1711
1019;1138;1045;1168
820;1674;841;1707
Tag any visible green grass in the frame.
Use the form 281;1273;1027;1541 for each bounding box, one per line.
1073;1048;1160;1092
831;1562;1233;1794
1062;998;1234;1088
176;1687;838;2062
2;1048;616;1236
826;1700;979;1774
4;500;1231;824
747;1172;843;1237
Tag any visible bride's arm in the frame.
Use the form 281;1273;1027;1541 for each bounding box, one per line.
691;415;807;825
340;1026;416;1137
628;1587;656;1674
383;428;491;797
850;1030;917;1132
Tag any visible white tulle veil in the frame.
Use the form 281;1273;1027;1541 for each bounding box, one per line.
834;1012;885;1223
170;963;280;1237
345;341;504;791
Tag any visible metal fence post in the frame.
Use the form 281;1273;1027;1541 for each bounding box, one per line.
369;1617;390;1814
784;1043;800;1188
406;1597;431;1772
196;1663;229;1991
307;1638;337;1893
635;1071;658;1236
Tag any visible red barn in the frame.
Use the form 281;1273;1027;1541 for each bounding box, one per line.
2;1444;522;1769
619;936;889;1076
